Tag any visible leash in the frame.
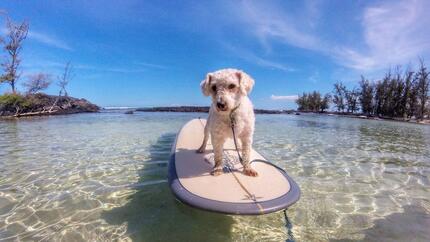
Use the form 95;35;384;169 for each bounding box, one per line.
229;107;295;240
228;104;265;213
229;104;244;164
198;110;295;238
284;209;295;242
197;112;264;214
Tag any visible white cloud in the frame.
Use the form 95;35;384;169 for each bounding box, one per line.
335;0;430;70
28;31;73;51
270;95;298;101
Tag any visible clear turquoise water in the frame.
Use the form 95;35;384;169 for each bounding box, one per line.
0;112;429;241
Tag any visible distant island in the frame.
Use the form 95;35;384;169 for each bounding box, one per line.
127;106;429;125
0;93;99;118
135;106;294;114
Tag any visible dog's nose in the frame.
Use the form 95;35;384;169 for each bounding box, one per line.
217;102;226;110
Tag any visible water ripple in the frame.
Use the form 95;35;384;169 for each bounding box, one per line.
0;112;429;241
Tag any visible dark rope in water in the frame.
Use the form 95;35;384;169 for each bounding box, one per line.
229;111;296;240
284;209;295;242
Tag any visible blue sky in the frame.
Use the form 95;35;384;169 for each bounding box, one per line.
1;0;429;109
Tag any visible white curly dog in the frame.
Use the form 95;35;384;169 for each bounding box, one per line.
197;68;258;177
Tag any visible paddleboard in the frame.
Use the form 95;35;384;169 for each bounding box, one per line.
168;118;300;215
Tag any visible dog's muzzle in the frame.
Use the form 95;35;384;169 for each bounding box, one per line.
216;101;228;112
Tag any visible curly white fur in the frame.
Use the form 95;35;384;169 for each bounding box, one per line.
197;68;258;177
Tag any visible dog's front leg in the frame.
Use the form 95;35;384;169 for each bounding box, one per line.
197;119;210;153
211;134;225;176
241;136;258;177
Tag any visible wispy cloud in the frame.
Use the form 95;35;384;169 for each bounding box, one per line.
28;31;73;51
234;1;321;52
251;55;295;72
335;0;430;70
74;64;145;73
224;43;295;72
22;60;65;69
135;62;167;69
308;70;320;83
228;0;430;72
270;95;298;101
23;60;145;74
0;28;70;50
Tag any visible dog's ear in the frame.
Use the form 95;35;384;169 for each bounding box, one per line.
236;70;255;95
200;73;212;96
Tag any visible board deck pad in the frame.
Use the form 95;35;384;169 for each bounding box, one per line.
168;118;300;215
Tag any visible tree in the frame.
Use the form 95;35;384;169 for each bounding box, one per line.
401;69;415;119
309;91;321;111
22;73;51;94
320;94;331;112
359;76;374;115
296;91;330;112
296;92;309;111
345;87;360;113
374;72;392;117
391;67;405;117
57;61;74;96
332;82;346;112
414;60;429;120
0;17;29;93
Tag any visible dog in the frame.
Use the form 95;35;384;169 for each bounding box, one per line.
197;68;258;177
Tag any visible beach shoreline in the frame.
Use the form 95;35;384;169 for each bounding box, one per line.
131;106;430;125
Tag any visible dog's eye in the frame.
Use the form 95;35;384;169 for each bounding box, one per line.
228;84;236;89
211;85;217;92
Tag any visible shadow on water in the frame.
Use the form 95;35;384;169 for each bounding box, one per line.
102;133;235;242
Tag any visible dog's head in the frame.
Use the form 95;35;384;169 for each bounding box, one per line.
200;68;254;113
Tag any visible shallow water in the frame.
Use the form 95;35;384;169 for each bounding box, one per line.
0;112;429;241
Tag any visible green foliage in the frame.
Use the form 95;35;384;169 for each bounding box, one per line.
345;88;360;113
0;93;32;113
414;60;430;120
296;91;330;112
366;63;429;119
359;76;374;114
333;82;347;112
333;61;429;119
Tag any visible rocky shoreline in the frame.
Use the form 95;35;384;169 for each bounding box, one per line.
0;93;99;118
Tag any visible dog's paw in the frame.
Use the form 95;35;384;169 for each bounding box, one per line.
211;167;223;176
243;167;258;177
196;146;205;153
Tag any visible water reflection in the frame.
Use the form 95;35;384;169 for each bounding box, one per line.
102;133;235;242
